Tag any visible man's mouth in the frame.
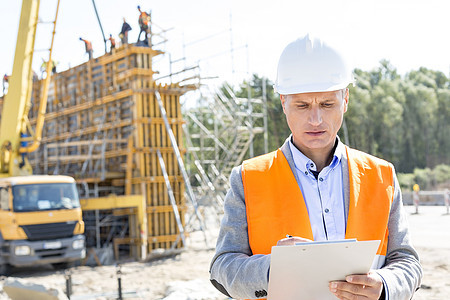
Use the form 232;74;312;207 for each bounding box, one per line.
305;131;325;137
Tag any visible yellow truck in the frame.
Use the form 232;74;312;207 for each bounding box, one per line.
0;0;85;274
0;175;85;274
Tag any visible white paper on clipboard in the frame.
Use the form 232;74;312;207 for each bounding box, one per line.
267;240;380;300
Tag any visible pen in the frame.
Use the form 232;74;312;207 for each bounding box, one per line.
286;234;293;238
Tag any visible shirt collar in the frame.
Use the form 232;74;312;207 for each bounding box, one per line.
288;135;345;175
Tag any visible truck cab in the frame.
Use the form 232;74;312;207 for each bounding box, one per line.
0;175;85;274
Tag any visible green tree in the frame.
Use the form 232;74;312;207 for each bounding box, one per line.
209;61;449;174
234;74;290;156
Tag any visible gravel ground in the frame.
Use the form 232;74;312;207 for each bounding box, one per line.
0;205;448;299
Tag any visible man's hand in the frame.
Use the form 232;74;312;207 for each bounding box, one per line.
276;236;312;246
329;271;383;299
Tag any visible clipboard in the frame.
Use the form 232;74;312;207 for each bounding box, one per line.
267;240;380;300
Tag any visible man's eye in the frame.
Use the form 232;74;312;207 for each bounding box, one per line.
322;103;333;107
297;104;308;109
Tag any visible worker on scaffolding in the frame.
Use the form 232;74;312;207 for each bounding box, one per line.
40;59;58;77
2;74;9;95
79;37;93;60
137;5;150;45
19;131;29;169
119;18;132;45
108;34;116;53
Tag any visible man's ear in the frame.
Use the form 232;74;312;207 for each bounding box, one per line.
280;94;287;113
343;89;349;113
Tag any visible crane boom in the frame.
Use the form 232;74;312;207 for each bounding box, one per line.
0;0;40;176
20;0;60;154
0;2;86;275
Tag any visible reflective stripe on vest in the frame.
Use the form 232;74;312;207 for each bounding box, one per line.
242;147;394;260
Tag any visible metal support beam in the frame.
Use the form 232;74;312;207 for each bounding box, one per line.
157;150;186;248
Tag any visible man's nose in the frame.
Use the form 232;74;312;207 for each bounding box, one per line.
308;106;322;126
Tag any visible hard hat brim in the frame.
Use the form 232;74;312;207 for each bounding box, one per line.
274;81;352;95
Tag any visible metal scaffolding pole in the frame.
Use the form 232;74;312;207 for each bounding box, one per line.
157;150;186;248
262;78;269;153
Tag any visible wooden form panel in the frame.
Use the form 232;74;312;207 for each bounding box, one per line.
130;84;187;251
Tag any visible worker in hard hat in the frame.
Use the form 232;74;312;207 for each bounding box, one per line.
108;34;116;54
19;131;30;169
137;5;150;45
79;37;93;60
119;18;132;45
210;35;422;300
413;183;420;214
40;59;58;77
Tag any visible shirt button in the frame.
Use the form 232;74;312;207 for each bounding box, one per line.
305;171;308;175
319;177;323;182
325;208;329;213
310;163;314;168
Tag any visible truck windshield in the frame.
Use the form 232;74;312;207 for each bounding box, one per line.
12;183;80;212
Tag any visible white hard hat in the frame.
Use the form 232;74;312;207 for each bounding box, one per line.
274;34;354;95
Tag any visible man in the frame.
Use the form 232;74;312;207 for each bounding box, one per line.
108;34;116;53
413;183;420;214
210;35;422;300
40;59;58;77
29;188;39;206
119;18;132;45
2;74;9;95
19;131;29;169
79;37;93;60
137;5;150;44
15;187;28;210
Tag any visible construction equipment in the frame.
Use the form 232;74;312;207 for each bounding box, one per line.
0;0;85;274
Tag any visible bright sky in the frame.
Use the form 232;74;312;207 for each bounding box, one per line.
1;0;449;94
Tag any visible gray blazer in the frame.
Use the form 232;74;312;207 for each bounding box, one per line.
210;137;422;299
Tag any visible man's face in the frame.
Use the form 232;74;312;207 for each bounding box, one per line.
281;89;348;157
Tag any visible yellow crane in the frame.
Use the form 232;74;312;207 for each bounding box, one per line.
0;0;85;274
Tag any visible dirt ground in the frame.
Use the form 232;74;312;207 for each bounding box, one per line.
0;205;449;300
404;205;450;300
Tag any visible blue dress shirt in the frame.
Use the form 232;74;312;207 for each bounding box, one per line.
288;137;346;241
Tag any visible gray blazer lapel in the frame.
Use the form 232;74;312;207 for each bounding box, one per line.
280;136;302;187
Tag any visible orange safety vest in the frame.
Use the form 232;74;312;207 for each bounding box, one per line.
82;39;92;52
109;37;116;47
242;146;394;258
139;12;149;27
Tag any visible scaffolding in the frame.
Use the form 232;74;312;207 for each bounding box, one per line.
23;42;199;257
0;17;269;260
184;83;266;212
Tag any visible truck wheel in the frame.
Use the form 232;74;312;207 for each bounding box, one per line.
0;263;11;276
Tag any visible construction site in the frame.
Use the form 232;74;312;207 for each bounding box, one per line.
24;38;266;260
0;1;449;299
0;0;268;299
2;2;267;248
